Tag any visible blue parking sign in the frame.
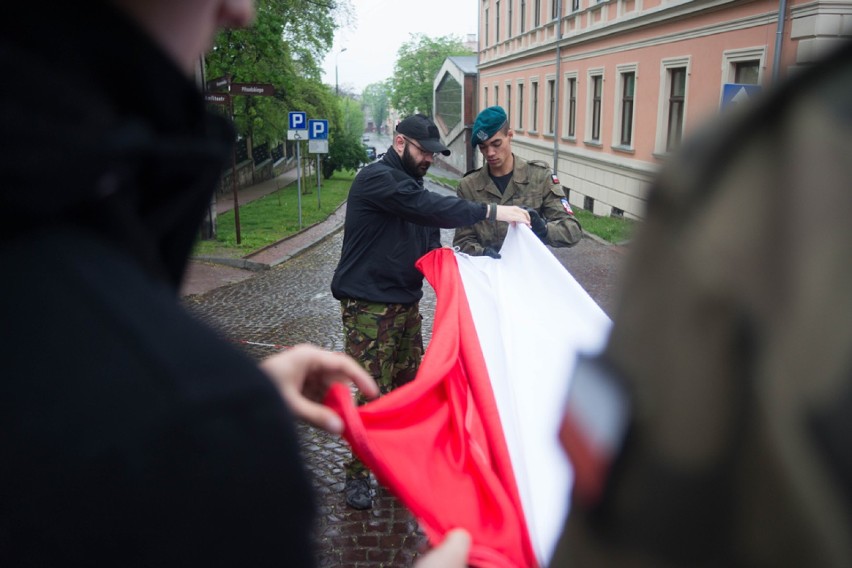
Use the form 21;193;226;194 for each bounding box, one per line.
289;111;307;130
308;119;328;140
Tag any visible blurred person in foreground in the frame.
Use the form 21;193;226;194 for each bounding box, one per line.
0;1;469;566
331;114;530;509
552;40;852;567
454;105;582;258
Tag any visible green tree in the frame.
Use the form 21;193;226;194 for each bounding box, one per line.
362;80;391;132
324;96;367;178
390;34;473;117
205;0;341;148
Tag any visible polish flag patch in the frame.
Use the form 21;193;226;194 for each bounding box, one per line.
561;198;575;215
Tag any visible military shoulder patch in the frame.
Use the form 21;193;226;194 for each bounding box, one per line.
561;198;575;215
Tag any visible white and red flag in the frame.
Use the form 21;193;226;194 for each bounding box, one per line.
325;225;612;567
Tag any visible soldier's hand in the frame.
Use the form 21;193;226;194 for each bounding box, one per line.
522;206;548;241
482;247;501;259
495;205;531;226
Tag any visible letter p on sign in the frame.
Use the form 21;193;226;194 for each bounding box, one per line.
309;119;329;140
289;111;307;130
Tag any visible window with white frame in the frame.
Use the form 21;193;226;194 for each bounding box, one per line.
551;0;559;19
614;65;637;148
496;1;501;43
520;0;526;33
535;0;541;27
485;7;490;46
722;47;765;85
546;78;557;134
656;57;689;153
572;0;580;11
587;70;603;143
531;80;539;132
564;73;577;138
484;86;489;108
517;82;525;130
508;0;514;38
506;84;512;125
495;83;500;107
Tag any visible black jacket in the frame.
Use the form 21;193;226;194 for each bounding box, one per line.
331;149;487;304
0;3;315;566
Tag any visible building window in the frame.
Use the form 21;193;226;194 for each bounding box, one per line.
485;7;490;46
521;0;526;33
531;80;539;132
435;73;463;131
517;83;525;130
666;67;686;151
547;78;557;134
535;0;541;27
566;76;577;137
551;0;559;19
495;84;500;107
615;68;636;147
584;196;595;212
734;61;760;84
484;86;489;107
506;84;512;125
572;0;580;11
589;74;603;142
508;0;514;38
496;1;501;43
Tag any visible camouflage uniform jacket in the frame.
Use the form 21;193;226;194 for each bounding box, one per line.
453;155;582;255
553;40;852;568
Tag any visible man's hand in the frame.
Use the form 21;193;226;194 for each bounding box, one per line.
522;206;548;241
260;344;379;434
495;205;531;226
413;529;471;568
482;247;501;259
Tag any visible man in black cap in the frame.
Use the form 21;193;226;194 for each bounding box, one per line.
454;106;583;258
331;114;530;509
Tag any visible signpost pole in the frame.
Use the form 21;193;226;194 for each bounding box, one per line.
229;96;242;244
296;135;302;230
317;155;321;209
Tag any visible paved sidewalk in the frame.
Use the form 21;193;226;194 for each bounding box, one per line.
181;161;461;298
181;163;338;297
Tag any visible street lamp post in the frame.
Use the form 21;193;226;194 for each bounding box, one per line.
335;47;347;96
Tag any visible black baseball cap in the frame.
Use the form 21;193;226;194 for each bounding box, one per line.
395;114;451;156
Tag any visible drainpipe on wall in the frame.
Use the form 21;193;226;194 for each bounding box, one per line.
772;0;788;83
552;0;563;172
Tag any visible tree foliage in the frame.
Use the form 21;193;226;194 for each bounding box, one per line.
390;34;473;117
324;97;367;178
205;0;341;147
362;80;391;132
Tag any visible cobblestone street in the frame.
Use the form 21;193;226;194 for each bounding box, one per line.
184;219;627;566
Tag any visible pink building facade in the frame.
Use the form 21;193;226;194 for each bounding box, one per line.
476;0;852;218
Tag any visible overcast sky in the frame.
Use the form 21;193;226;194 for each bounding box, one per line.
320;0;479;94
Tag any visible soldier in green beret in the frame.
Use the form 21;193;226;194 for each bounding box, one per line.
454;106;583;257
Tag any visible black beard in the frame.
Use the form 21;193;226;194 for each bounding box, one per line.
402;144;430;178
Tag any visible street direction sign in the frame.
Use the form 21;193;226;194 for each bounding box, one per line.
204;92;230;105
206;75;230;92
308;119;329;140
230;82;275;96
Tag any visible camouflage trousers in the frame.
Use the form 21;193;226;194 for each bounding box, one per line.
340;298;423;479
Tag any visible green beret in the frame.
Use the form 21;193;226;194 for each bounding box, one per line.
471;106;508;146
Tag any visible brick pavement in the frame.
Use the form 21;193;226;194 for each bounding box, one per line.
182;168;629;567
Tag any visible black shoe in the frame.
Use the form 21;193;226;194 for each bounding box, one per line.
345;477;372;510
